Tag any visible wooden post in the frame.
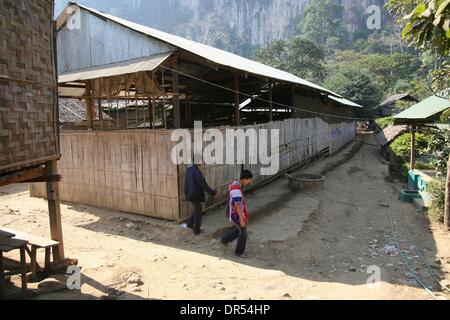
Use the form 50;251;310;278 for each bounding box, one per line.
268;83;273;122
162;97;167;129
19;246;27;293
410;125;416;170
116;100;120;129
135;96;139;129
234;73;240;126
150;98;155;129
85;82;94;130
143;98;147;129
98;99;103;129
185;94;190;128
107;100;111;129
125;93;129;130
172;57;181;128
45;160;64;261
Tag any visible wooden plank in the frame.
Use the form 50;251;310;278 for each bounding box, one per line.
0;227;59;248
0;238;27;252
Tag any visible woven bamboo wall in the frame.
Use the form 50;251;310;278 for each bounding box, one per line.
178;118;356;219
31;119;355;221
0;0;58;174
30;130;180;220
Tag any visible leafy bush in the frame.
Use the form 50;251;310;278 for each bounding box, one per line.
428;180;445;222
400;161;434;177
426;128;450;178
390;132;431;159
375;117;394;129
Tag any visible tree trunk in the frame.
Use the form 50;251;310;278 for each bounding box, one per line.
445;154;450;230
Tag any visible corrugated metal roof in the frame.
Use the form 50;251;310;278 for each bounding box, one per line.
329;96;363;108
61;3;346;100
394;95;450;123
59;53;172;83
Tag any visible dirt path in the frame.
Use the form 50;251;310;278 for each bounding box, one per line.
1;134;449;300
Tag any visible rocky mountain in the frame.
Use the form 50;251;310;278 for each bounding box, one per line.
55;0;389;56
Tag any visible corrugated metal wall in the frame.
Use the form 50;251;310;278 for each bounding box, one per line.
57;8;174;73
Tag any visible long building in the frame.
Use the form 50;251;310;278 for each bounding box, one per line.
31;2;363;221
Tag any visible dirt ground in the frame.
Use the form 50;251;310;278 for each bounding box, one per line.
1;134;449;300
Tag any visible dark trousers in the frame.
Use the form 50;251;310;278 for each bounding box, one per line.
186;202;203;235
221;222;247;256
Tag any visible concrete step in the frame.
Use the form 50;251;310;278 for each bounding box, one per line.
413;197;428;211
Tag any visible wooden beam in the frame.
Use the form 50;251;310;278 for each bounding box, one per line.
234;73;240;126
172;56;181;128
24;175;61;183
0;167;45;187
45;160;64;262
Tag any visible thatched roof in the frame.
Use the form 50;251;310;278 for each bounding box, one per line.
377;93;418;109
376;125;408;147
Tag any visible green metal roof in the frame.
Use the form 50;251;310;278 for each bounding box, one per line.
394;95;450;124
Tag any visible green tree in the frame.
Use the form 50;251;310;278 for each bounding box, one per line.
324;65;383;109
253;37;326;82
357;53;421;92
298;0;347;46
401;0;450;55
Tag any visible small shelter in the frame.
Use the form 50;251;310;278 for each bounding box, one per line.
394;95;450;169
376;93;418;117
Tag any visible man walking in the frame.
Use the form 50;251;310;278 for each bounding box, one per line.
183;159;216;235
221;170;253;256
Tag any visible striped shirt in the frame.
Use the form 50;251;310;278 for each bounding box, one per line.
228;180;249;224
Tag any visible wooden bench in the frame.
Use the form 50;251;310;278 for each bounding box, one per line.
0;227;59;278
0;237;28;298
